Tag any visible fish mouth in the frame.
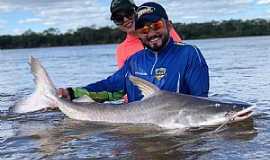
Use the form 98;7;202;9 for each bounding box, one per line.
231;106;255;122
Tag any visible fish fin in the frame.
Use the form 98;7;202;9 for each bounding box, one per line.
129;75;160;99
28;56;56;93
11;56;57;113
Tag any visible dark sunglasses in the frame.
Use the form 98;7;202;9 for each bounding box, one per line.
136;20;164;35
111;9;135;25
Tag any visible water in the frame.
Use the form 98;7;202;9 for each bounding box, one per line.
0;36;269;159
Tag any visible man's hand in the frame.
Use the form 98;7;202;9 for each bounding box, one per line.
57;88;71;100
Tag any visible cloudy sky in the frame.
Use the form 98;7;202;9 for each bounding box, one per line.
0;0;270;35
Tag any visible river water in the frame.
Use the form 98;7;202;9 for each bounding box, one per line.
0;36;269;159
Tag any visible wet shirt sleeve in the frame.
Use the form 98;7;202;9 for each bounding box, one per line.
184;46;209;97
82;62;129;95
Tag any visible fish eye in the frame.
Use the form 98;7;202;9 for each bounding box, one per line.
225;111;235;117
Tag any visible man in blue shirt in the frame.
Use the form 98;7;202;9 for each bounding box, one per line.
59;2;209;103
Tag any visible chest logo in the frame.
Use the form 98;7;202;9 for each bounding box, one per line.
155;68;167;80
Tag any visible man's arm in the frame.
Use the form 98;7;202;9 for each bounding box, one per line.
185;46;209;97
70;87;125;103
59;63;129;102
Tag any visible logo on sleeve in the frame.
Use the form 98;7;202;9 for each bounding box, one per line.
155;68;166;80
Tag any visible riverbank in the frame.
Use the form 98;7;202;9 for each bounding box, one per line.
1;19;270;50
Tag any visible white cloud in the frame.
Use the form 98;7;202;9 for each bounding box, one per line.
0;0;110;32
0;3;14;12
116;0;258;23
13;28;25;35
257;0;270;4
0;0;270;35
19;18;43;24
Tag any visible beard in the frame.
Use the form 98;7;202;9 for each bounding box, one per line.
141;31;170;52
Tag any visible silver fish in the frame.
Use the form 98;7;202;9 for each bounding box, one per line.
11;56;254;129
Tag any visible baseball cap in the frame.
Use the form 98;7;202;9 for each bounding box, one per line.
135;2;168;30
110;0;137;18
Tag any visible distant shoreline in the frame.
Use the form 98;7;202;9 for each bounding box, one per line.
1;35;270;51
1;19;270;50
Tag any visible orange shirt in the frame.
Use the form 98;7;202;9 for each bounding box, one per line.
116;27;182;68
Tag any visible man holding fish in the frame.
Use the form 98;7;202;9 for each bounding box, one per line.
12;2;253;129
58;2;209;103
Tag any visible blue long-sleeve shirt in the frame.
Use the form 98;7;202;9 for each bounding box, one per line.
84;39;209;102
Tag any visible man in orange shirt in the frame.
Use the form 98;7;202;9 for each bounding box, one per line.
110;0;182;68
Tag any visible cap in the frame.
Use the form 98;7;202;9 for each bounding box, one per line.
135;2;168;30
110;0;136;16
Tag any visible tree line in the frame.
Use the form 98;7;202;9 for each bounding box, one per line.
0;18;270;49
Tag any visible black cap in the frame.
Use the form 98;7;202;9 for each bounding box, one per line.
135;2;168;30
110;0;137;17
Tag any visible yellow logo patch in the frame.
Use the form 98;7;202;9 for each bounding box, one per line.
155;68;166;80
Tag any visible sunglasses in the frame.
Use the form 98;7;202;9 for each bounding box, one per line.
136;20;164;35
111;9;135;25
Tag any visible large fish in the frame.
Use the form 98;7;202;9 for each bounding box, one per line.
11;56;254;129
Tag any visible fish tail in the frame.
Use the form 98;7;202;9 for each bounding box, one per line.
11;56;58;113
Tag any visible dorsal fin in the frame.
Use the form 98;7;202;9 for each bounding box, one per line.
129;75;160;99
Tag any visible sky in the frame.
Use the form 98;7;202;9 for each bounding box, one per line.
0;0;270;35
